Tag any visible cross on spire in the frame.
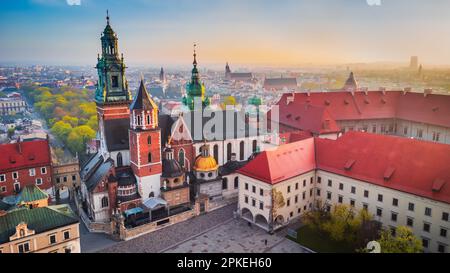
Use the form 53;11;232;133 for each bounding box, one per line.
106;9;110;25
193;43;197;67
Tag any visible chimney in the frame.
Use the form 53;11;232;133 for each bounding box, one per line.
403;87;411;95
379;87;386;95
424;88;432;97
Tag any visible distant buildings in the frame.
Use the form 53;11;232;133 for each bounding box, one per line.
263;77;298;91
0;94;27;116
410;56;419;70
225;62;254;82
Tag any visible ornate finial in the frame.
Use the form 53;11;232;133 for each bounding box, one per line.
193;43;197;66
106;10;110;25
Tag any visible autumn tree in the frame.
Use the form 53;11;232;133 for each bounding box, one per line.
378;226;423;253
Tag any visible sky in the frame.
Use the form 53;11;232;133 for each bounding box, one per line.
1;0;450;67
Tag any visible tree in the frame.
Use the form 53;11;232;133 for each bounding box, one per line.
62;115;79;127
67;125;96;154
51;121;73;141
378;226;423;253
7;127;15;139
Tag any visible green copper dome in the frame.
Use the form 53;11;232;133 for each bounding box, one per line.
248;96;262;106
183;45;210;110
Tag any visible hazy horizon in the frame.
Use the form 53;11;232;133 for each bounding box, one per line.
1;0;450;67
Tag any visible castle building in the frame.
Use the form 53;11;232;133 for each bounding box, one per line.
225;62;253;82
271;72;450;144
237;132;450;253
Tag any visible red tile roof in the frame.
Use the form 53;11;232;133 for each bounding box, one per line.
316;132;450;204
275;91;450;128
0;139;51;172
269;102;341;134
279;130;313;144
237;138;316;184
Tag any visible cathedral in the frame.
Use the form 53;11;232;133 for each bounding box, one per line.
79;14;264;224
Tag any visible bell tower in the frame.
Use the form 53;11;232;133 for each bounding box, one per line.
129;79;162;200
95;11;132;156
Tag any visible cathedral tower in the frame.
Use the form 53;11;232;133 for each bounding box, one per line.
182;44;210;110
95;12;132;158
129;79;162;199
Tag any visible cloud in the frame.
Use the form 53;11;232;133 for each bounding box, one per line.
66;0;81;6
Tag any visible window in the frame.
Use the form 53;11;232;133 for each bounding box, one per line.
29;168;36;176
317;177;321;183
303;180;306;187
290;212;294;218
245;183;248;190
0;186;6;193
13;172;18;179
422;238;429;249
377;194;383;202
392;198;398;207
227;143;232;162
423;223;430;232
65;248;72;254
252;199;256;207
442;212;449;222
364;190;369;198
112;75;119;88
391;212;398;222
287;186;291;193
101;196;109;208
259;188;263;196
14;183;20;192
376;208;382;217
425;207;432;217
351;186;355;194
438;244;446;253
0;174;5;182
408;203;415;212
440;228;447;238
295;183;298;190
146;115;150;125
328;180;332;187
244;196;248;204
407;217;414;227
148;153;152;163
36;178;43;185
416;129;423;138
72;175;76;181
303;191;306;200
403;127;408;135
316;189;321;196
239;141;245;161
338;195;343;203
310;177;313;184
222;178;228;190
18;242;30;253
213;145;219;163
287;199;290;207
326;192;331;200
252;185;256;193
295;195;298;203
259;202;264;210
363;203;368;210
339;183;343;190
116;152;123;167
147;136;151;145
49;234;56;245
63;176;67;182
252;140;257;153
350;199;355;207
298;208;301;214
234;177;239;189
41;167;47;174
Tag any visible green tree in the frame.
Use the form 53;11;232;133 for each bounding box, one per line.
378;226;423;253
67;125;96;154
62;115;79;127
51;121;73;141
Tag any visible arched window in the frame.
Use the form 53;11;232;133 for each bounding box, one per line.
227;143;232;162
117;152;123;167
213;144;219;163
101;196;109;208
252;140;257;153
234;177;239;189
179;149;185;168
148;153;152;163
222;177;228;190
239;141;245;161
137;115;142;126
147;136;151;145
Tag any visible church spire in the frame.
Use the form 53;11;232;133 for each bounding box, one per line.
193;43;197;67
106;9;110;25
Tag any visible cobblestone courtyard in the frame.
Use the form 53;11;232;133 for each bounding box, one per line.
164;218;309;253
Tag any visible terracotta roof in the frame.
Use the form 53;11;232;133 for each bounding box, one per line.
316;132;450;204
0;139;51;172
275;90;450;128
237;138;316;184
269;102;341;134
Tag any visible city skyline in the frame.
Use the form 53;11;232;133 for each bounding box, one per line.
1;0;450;67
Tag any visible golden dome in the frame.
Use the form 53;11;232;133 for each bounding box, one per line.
194;156;218;172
